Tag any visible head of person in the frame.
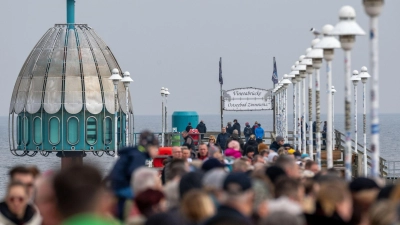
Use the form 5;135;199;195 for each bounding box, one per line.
222;172;254;217
252;155;265;165
277;147;286;156
227;122;232;126
305;161;319;174
254;121;258;125
245;146;255;159
249;134;256;140
139;130;159;159
233;119;238;123
245;122;249;127
368;200;398;225
232;158;250;173
134;189;166;218
9;166;35;198
259;211;305;225
53;165;103;219
258;143;268;153
233;129;238;135
317;179;353;222
35;173;62;225
208;146;223;161
166;159;189;182
198;143;208;157
274;177;304;203
275;156;300;178
221;127;226;133
182;146;191;160
6;182;29;219
349;177;380;217
180;190;215;223
275;136;285;146
179;172;204;200
188;122;191;126
228;140;240;151
132;167;162;196
181;131;188;138
208;135;216;144
172;146;183;159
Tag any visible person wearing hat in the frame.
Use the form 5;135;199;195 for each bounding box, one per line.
108;130;159;220
243;122;252;142
270;136;285;152
204;173;254;225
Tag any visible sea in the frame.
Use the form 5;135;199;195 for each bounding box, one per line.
0;113;398;196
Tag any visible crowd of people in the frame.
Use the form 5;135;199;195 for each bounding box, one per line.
1;130;400;225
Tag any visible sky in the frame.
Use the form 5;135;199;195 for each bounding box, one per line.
1;0;399;116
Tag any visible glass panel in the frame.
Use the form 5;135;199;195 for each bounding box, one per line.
67;117;79;145
33;117;42;145
49;117;60;145
117;117;121;144
22;117;29;145
86;117;97;145
17;116;21;145
104;117;112;145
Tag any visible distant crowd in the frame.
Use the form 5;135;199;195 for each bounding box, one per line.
1;130;400;225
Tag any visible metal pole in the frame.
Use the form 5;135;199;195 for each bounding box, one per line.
308;73;313;157
285;87;288;141
220;84;223;130
315;69;321;168
114;84;118;158
370;16;380;178
344;50;352;181
326;61;333;168
165;96;168;145
125;86;129;146
354;84;358;156
363;82;367;176
298;79;301;152
332;90;335;152
293;83;297;150
302;78;306;154
161;99;164;147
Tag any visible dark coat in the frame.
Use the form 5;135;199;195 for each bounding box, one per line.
232;122;241;136
269;141;281;152
184;135;195;150
226;124;234;135
305;211;350;225
243;125;252;137
185;125;193;132
204;205;253;225
244;139;258;153
216;132;230;150
109;146;150;198
196;122;207;134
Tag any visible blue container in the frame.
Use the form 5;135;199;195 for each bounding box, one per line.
172;111;199;133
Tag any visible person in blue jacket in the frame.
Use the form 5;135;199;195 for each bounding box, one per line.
108;130;159;220
255;124;265;144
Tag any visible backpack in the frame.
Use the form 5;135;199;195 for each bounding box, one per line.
244;127;252;136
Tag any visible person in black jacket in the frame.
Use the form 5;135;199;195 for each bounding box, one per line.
243;122;252;142
244;135;258;154
226;122;233;135
232;119;241;137
216;127;230;150
270;135;285;152
185;123;193;132
196;120;207;140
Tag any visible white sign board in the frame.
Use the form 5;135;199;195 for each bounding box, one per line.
223;88;273;111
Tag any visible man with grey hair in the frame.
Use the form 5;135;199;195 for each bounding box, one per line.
131;167;162;196
204;172;254;225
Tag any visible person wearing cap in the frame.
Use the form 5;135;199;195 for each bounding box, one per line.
255;124;265;144
270;136;285;152
108;130;159;220
204;173;254;225
349;178;380;225
243;122;252;142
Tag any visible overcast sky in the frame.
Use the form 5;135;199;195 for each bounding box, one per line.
1;0;399;116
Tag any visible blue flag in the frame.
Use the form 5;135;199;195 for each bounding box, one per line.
272;57;278;85
219;57;223;85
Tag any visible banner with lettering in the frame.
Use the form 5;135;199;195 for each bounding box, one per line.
223;87;273;111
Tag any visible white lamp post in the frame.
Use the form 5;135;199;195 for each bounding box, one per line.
295;61;306;152
109;68;122;158
289;67;298;148
302;51;314;157
359;66;371;176
164;88;170;142
160;87;166;147
314;24;341;168
331;86;337;152
332;5;366;180
351;70;361;156
121;71;133;146
282;74;292;141
307;38;323;166
363;0;384;178
299;55;308;154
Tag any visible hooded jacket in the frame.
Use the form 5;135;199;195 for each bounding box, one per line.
196;122;207;134
0;202;42;225
255;127;265;140
109;146;150;198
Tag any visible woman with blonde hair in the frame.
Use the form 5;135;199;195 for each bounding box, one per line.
207;135;218;147
181;190;215;224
